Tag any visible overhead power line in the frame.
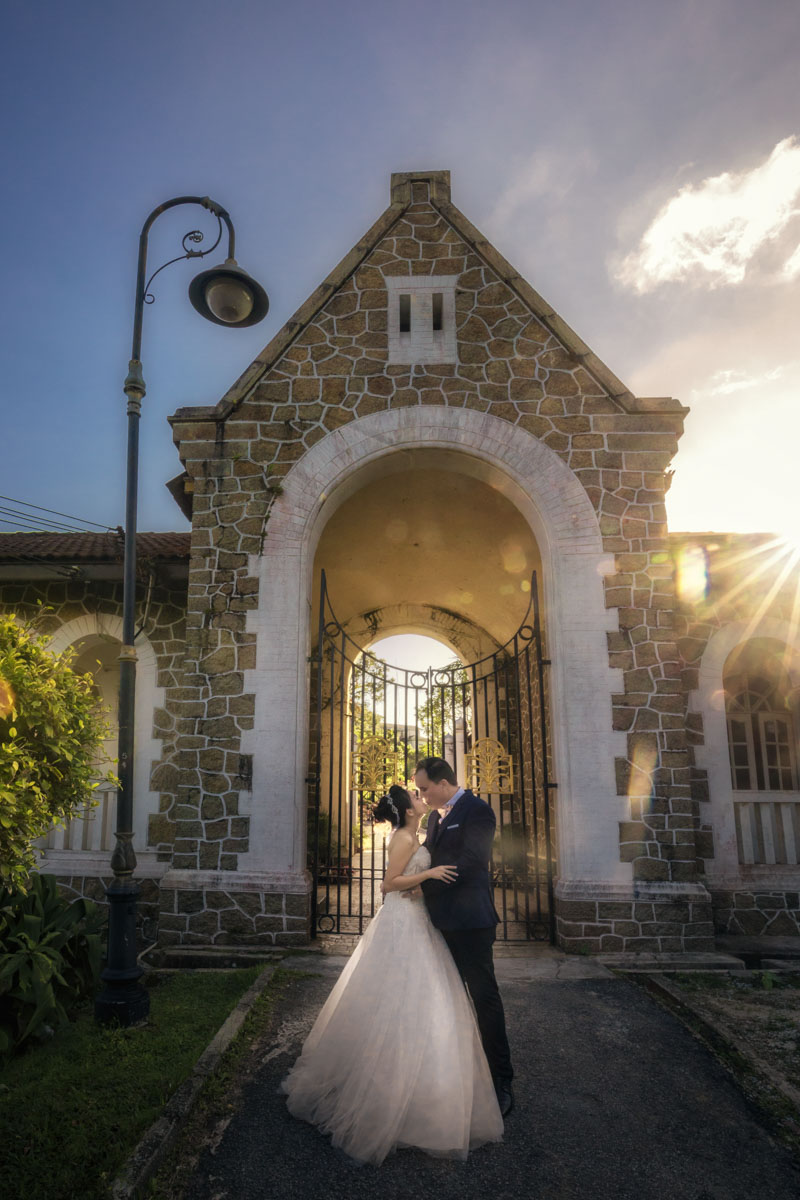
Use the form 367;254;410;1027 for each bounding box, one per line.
0;494;115;535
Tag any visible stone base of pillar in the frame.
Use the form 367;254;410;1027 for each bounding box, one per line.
554;879;715;954
157;869;312;947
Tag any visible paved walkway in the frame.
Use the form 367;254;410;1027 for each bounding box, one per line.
175;951;800;1200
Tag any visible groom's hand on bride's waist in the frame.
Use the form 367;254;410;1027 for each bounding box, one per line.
395;886;422;900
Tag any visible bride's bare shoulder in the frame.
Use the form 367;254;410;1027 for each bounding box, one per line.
388;828;416;852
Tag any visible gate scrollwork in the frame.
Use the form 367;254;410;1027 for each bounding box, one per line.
351;736;402;793
464;737;515;794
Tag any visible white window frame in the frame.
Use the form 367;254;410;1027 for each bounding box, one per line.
386;276;457;364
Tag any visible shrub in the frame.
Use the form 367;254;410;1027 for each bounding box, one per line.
0;612;116;893
0;873;104;1056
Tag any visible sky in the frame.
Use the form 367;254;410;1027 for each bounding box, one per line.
2;0;799;541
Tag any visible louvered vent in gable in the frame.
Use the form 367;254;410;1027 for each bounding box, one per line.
386;277;457;364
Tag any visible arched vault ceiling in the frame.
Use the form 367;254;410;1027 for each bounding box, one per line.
313;453;542;648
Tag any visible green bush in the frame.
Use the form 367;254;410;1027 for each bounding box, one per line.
0;612;116;893
0;873;104;1057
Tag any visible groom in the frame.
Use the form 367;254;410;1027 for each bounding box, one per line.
414;756;514;1117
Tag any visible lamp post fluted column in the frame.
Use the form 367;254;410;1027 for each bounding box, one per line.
94;197;268;1026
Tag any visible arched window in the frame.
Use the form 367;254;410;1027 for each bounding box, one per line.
725;639;798;793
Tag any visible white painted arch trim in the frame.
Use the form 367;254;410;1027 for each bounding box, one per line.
694;616;800;885
240;406;628;885
45;613;164;849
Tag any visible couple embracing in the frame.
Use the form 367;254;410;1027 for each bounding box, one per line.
282;756;514;1166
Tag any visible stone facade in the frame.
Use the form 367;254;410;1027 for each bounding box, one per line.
554;891;714;954
167;170;711;949
157;883;307;947
2;170;798;952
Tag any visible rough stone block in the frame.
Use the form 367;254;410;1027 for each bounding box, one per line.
555;900;598;921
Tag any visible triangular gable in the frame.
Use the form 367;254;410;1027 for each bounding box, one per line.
174;171;681;425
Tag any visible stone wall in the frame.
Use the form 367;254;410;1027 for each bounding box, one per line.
157;883;307;947
55;874;161;945
710;889;800;937
555;890;715;953
169;171;705;948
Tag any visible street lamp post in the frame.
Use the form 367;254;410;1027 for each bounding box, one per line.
94;196;269;1026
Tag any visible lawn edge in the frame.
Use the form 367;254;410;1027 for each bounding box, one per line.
110;964;278;1200
637;973;800;1124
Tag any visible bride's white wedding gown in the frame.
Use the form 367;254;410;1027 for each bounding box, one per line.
281;843;504;1165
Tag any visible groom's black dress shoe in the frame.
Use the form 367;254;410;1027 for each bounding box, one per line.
495;1081;514;1117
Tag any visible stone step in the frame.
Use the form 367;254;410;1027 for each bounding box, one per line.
595;952;747;973
139;945;300;970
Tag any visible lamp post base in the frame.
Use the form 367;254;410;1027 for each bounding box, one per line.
94;877;151;1027
94;984;150;1028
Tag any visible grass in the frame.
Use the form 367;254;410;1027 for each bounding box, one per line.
147;967;301;1200
0;965;267;1200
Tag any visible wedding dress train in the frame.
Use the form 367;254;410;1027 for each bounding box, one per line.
281;844;504;1165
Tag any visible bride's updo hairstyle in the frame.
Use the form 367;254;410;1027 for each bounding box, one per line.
373;784;413;828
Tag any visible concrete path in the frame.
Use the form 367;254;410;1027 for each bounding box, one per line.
176;952;800;1200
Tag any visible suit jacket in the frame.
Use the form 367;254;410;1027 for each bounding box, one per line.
420;789;500;931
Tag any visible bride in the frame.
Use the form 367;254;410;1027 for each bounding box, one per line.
281;784;504;1166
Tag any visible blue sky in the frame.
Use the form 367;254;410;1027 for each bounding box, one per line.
2;0;799;534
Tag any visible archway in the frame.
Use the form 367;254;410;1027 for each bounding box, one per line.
307;566;555;940
239;407;627;917
40;613;165;861
694;619;800;882
307;447;554;938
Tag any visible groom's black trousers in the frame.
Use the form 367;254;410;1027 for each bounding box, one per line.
442;926;513;1083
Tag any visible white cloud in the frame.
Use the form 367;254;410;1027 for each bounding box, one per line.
699;365;785;397
488;150;595;230
783;241;800;281
617;137;800;293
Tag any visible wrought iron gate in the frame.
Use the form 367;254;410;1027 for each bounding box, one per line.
307;571;557;942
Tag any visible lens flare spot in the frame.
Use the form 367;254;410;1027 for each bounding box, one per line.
520;580;531;592
501;539;527;575
627;740;658;810
676;545;709;604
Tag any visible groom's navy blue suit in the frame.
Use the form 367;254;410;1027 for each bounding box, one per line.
421;789;513;1085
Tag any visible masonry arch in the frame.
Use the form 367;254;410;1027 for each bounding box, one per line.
43;613;164;853
239;406;627;895
694;618;800;883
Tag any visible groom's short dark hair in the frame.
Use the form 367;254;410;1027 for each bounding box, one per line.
415;757;457;785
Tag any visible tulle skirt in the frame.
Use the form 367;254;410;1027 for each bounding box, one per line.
281;892;504;1165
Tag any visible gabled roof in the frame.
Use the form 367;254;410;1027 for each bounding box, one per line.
171;170;684;427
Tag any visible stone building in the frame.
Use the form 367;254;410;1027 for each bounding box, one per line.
1;170;798;951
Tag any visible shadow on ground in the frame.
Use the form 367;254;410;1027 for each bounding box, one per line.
161;959;800;1200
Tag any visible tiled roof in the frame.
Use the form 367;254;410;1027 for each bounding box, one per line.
0;531;190;562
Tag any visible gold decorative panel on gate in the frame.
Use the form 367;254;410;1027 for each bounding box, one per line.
464;738;515;794
351;736;402;793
